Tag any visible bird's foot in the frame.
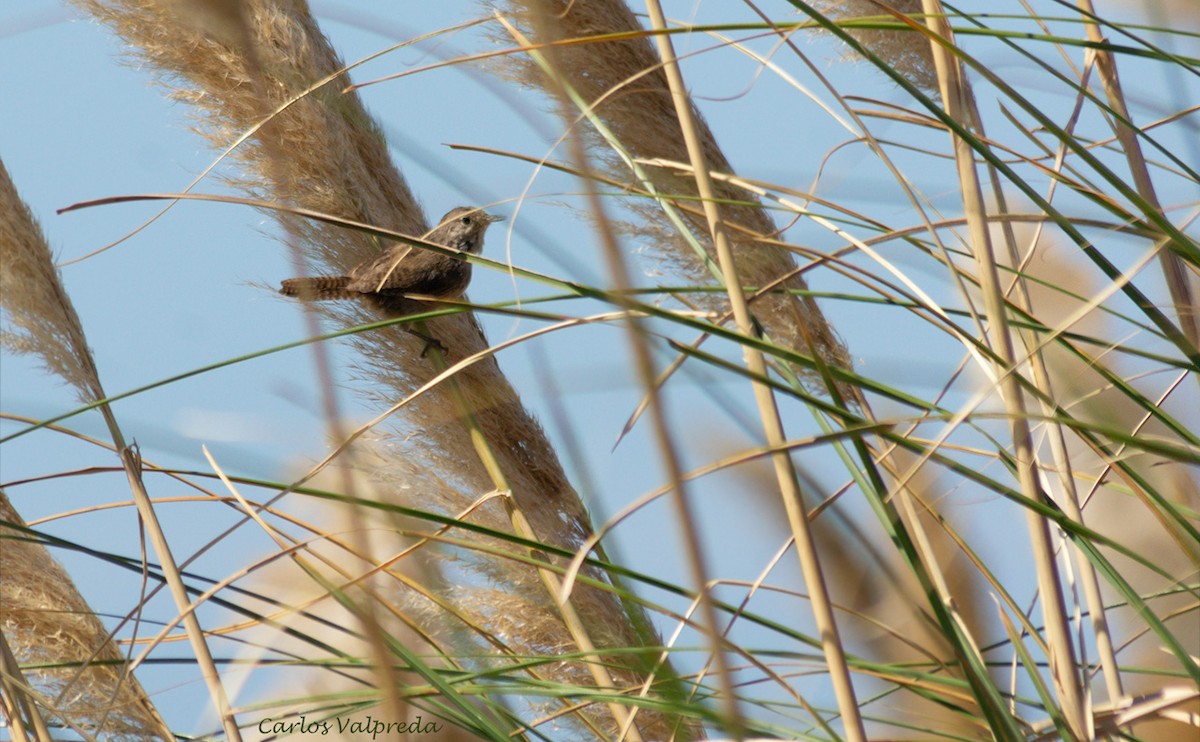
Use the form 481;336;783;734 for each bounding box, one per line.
407;328;447;358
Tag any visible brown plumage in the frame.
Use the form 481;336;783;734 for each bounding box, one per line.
280;206;501;316
279;274;356;300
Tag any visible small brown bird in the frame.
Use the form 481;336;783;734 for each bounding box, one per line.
281;206;501;312
280;206;501;353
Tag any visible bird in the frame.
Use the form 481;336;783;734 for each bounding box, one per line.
280;206;501;354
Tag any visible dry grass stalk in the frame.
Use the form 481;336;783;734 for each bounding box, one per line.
919;1;1086;736
809;0;1144;729
639;1;864;738
1074;0;1200;357
491;0;853;394
780;0;1113;733
995;223;1200;727
69;1;679;736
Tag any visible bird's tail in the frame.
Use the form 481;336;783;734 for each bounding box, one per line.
280;276;355;300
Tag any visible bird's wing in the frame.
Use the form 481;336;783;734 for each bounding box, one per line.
348;245;416;293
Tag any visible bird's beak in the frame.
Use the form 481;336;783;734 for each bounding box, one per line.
484;213;504;224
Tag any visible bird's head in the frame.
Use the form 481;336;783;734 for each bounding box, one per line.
429;206;503;254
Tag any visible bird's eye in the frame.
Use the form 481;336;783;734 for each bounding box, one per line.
460;216;472;225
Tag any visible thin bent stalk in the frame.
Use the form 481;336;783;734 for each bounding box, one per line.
1075;0;1199;360
920;2;1086;737
966;28;1128;697
641;2;866;740
975;111;1126;706
251;34;410;725
498;13;729;737
435;352;645;741
703;17;1021;729
104;421;243;742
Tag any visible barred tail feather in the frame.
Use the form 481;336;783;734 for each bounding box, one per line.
279;275;355;300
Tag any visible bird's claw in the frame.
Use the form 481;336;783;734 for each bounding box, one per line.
407;328;447;358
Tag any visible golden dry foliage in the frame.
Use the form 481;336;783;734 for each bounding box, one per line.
0;160;102;404
492;0;853;392
69;1;678;736
0;494;168;740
